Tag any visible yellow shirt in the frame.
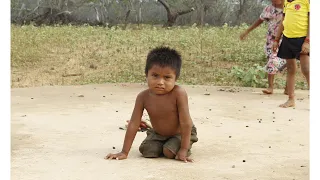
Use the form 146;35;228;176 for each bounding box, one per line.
283;0;310;38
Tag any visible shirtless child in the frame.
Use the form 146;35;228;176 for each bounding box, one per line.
105;47;198;162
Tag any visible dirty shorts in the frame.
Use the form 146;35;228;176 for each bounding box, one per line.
139;125;198;158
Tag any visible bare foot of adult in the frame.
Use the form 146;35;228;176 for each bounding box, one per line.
279;99;295;108
262;88;273;94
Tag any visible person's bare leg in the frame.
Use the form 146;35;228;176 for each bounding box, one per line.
284;82;288;95
299;54;310;89
280;59;296;108
278;63;288;94
163;147;175;159
262;74;274;94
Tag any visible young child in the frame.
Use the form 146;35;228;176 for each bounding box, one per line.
240;0;287;95
273;0;310;108
105;47;198;162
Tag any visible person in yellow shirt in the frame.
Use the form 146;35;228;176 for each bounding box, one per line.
273;0;310;108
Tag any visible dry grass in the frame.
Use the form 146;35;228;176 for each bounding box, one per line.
11;24;307;89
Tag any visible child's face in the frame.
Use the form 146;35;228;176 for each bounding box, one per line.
272;0;283;5
146;65;177;95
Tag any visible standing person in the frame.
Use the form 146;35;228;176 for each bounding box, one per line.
273;0;310;108
240;0;287;95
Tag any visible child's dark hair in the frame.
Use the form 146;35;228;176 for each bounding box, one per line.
145;46;182;79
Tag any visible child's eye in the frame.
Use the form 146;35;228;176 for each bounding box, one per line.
152;74;158;77
165;76;171;79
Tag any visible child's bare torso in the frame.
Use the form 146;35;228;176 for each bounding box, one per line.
141;87;181;136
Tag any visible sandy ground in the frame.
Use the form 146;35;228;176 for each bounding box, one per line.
11;83;310;180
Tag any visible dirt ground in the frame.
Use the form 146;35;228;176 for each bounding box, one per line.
11;83;310;180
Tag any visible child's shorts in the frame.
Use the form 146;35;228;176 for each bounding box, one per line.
139;125;198;158
277;35;309;60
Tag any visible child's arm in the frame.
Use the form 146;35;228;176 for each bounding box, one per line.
176;87;193;162
303;1;310;52
273;16;285;53
240;18;264;40
274;16;284;42
301;13;310;54
105;93;144;160
307;13;310;39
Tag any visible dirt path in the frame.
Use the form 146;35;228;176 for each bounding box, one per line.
11;83;309;180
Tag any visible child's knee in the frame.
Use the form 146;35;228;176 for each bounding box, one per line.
139;141;162;158
286;62;297;74
163;147;175;159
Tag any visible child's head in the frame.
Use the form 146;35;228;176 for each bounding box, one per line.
272;0;283;6
145;47;182;94
145;47;182;78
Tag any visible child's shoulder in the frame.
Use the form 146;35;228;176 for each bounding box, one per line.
171;85;188;96
137;89;149;97
134;89;149;102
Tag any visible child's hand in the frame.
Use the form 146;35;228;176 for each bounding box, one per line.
240;31;248;40
272;41;279;53
301;42;310;54
175;149;193;163
105;152;127;160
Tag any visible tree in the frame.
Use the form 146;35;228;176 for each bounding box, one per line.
157;0;195;27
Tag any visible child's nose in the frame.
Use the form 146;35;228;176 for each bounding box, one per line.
157;78;164;85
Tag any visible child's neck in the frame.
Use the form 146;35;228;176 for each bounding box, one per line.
273;3;284;9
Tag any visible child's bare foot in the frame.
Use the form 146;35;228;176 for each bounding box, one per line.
279;99;295;108
262;88;273;94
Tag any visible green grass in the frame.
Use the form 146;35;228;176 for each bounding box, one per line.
10;24;307;89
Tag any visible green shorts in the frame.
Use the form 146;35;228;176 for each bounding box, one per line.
138;125;198;158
